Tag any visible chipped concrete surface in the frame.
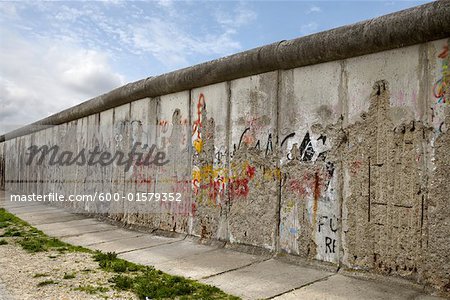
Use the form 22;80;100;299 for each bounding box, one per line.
342;80;429;279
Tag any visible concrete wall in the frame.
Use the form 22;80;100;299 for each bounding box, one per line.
1;2;449;295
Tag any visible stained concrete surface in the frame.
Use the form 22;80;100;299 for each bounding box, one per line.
272;274;443;300
0;199;446;300
201;258;333;299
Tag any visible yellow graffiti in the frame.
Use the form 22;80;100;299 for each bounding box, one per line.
193;138;203;153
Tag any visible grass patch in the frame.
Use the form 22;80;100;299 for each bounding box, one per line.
74;285;109;295
0;207;240;299
37;280;57;287
63;272;76;279
33;273;49;278
1;227;23;237
0;208;28;226
0;222;9;228
0;239;8;245
0;208;90;253
93;251;143;273
110;268;239;300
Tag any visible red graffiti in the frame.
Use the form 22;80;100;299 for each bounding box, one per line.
289;179;307;197
159;120;170;133
229;178;250;198
438;44;448;59
246;165;256;179
286;166;332;199
192;93;205;139
193;178;226;206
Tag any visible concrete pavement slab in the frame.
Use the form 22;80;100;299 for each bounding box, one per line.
272;274;446;300
156;248;268;280
118;239;217;266
4;204;61;214
61;229;144;246
200;258;333;300
33;222;117;238
13;211;86;225
12;210;69;218
85;234;183;253
0;201;45;209
35;218;102;231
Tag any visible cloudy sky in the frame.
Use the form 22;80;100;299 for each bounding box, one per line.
0;0;431;135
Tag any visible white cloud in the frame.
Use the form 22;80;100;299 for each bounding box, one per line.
0;28;125;135
300;22;319;36
0;1;257;134
306;5;322;14
54;6;85;22
0;2;18;19
156;0;174;8
128;18;241;68
215;2;257;28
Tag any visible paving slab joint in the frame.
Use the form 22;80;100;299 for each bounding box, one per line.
266;273;336;299
200;257;274;280
116;238;188;255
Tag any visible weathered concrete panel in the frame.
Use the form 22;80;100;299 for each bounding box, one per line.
424;38;450;293
55;124;66;205
97;110;113;215
125;97;159;229
156;91;191;233
191;83;229;239
84;114;101;213
32;131;42;197
74;117;88;212
65;120;78;203
228;71;278;250
345;44;423;126
427;39;449;133
0;142;4;190
342;81;428;281
43;127;54;198
110;104;130;220
279;61;342;263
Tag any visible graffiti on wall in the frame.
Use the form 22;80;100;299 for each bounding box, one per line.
192;93;206;154
432;41;450;133
279;127;339;261
433;44;449;104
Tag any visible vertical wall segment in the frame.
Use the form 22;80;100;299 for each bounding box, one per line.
228;72;279;250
